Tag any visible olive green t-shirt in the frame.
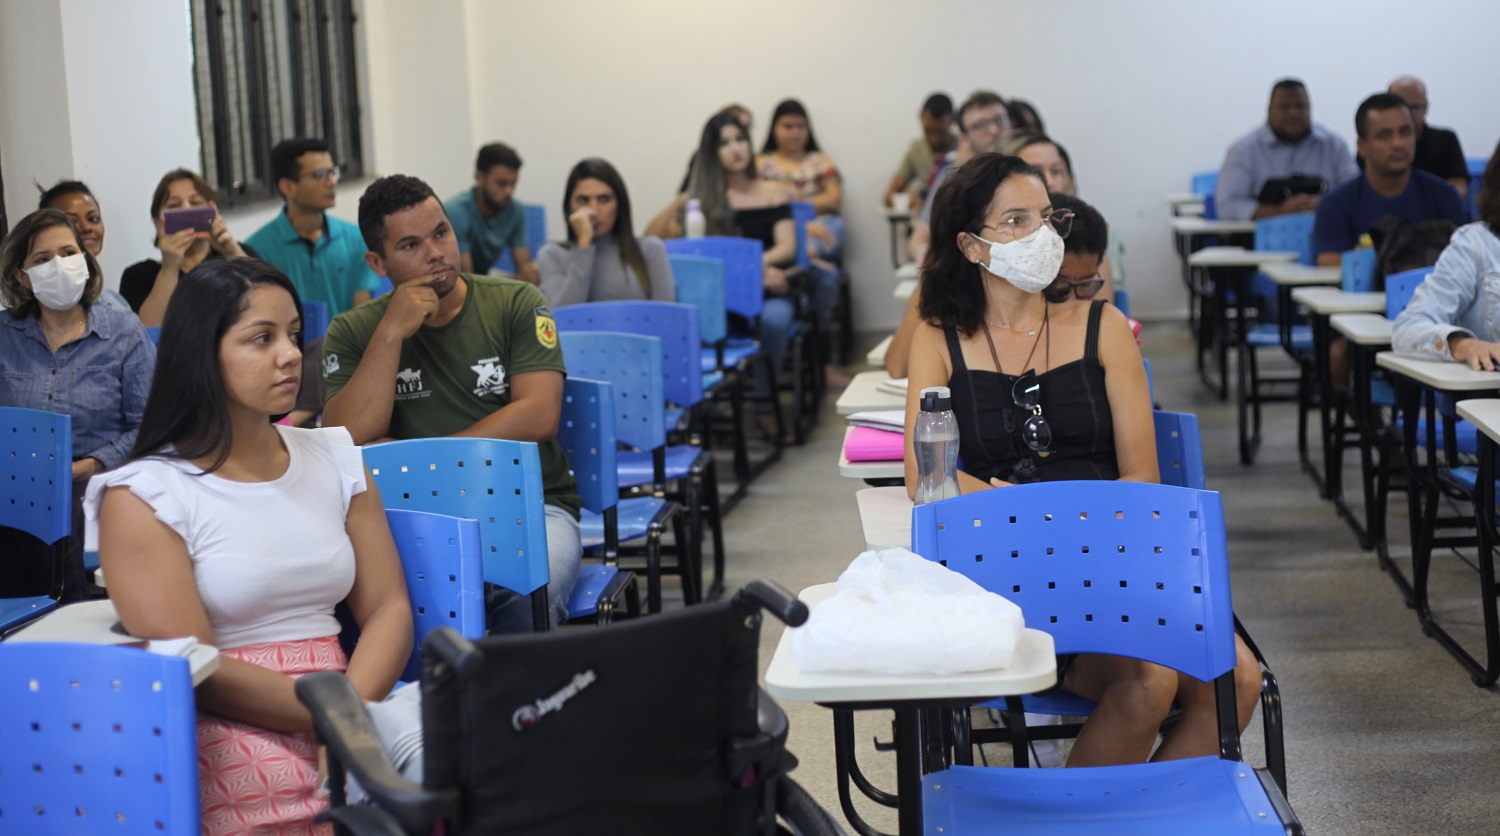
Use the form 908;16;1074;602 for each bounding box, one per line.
323;274;581;519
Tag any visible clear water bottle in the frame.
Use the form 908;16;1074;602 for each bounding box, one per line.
684;199;706;239
913;386;960;505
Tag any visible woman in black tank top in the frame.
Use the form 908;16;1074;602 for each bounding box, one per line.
903;155;1261;768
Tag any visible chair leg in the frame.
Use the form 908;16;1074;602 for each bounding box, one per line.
695;455;727;601
645;519;664;614
671;509;700;605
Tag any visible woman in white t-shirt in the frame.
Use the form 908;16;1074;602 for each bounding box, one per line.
85;257;413;834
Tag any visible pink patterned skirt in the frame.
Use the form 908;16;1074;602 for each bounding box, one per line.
198;636;348;836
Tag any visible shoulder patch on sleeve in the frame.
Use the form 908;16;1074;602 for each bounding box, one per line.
534;305;558;349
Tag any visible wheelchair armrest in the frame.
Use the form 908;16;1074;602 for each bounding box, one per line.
757;686;789;748
738;579;808;626
295;671;458;833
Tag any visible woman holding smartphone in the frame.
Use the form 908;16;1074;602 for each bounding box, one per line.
119;169;252;326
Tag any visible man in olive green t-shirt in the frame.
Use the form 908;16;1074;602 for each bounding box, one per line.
322;174;580;629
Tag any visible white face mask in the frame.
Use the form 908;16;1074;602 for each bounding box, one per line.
970;223;1066;294
24;252;91;311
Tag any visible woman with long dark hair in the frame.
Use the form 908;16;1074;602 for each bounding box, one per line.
758;98;845;260
537;158;674;307
0;208;154;600
85;257;413;833
902;152;1259;766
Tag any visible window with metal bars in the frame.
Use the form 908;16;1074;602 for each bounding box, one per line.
190;0;365;208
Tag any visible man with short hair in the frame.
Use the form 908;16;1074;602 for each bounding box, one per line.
245;137;379;315
322;174;582;629
1216;79;1360;221
884;92;956;210
1385;75;1470;200
446;143;538;284
908;90;1011;264
1313;93;1467;265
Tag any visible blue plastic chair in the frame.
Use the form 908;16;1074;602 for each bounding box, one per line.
492;203;548;275
789;199;816;271
556;377;643;622
910;482;1300;834
0;407;72;634
1155;409;1207;489
1467;156;1486;222
301;300;331;342
0;642;200;831
145;326;162;345
385;509;485;682
555;302;726;601
1341;248;1378;292
364;438;554;631
1386;266;1434;320
1192;170;1219;219
559;332;696;612
373;274;394;297
1112;288;1131;318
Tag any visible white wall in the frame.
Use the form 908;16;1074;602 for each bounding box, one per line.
462;0;1500;323
5;0;1500;320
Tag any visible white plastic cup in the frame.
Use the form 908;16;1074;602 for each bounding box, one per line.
891;192;911;215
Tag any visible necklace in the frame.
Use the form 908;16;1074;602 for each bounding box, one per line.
985;302;1045;336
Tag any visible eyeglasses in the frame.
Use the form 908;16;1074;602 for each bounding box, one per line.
1043;273;1106;303
302;166;342;184
983;209;1074;243
964;115;1011;134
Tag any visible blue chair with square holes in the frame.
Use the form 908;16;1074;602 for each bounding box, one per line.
301;300;331;342
1233;212;1316;464
554;302;726;600
493;203;548;275
0;642;200;832
145;326;162;345
664;236;790;455
1341;248;1378;292
1467;157;1486;221
560;331;696;612
907;482;1302;835
556;377;642;623
1155;409;1207;490
386;509;485;682
1193;170;1219;219
0;407;72;635
363;438;558;632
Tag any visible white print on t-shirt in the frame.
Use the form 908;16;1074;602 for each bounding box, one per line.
471;357;508;397
395;367;430;400
324;353;340;376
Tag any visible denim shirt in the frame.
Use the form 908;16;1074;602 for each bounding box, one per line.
1391;222;1500;360
0;303;156;469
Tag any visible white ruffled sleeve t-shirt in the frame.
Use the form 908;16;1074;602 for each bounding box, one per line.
84;425;366;650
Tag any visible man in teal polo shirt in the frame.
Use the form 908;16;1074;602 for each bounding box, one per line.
445;142;539;284
246;137;380;316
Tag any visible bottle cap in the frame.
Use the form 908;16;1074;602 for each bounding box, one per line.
919;386;952;412
686;199;702;211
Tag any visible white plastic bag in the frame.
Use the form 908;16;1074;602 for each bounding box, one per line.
790;548;1025;675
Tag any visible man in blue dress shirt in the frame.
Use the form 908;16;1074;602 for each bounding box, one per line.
245;137;380;316
1215;79;1360;221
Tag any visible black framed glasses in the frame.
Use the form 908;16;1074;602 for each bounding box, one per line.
1043;273;1106;303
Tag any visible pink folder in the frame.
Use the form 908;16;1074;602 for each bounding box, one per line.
844;426;905;462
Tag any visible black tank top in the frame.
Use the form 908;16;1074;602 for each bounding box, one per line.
944;299;1118;484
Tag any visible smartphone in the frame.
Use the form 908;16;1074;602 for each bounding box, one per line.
163;206;217;234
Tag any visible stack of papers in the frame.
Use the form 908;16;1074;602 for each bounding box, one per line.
876;378;909;398
846;410;906;432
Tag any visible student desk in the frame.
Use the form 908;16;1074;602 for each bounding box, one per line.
765;582;1058;835
894;279;916;303
1169;217;1258;339
839;428;905;483
837;371;905;415
884;207;912;269
866;334;894;367
1187;247;1296;399
1453;399;1500;685
1375;353;1500;615
1259;266;1341;488
856;486;914;551
8;600;220;686
1330;314;1395;553
1162;192;1206;217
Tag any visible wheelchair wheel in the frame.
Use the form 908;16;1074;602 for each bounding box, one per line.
775;776;846;835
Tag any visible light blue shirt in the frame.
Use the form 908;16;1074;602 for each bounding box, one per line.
245;209;380;316
0;303;156;469
1215;123;1361;221
1392;222;1500;360
444;189;527;272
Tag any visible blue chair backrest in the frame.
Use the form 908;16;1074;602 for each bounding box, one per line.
374;275;394;297
1255;212;1316;266
145;326;162;345
663;236;764;320
669;254;728;345
302;300;331;341
1386;266;1434;319
560;331;665;453
1191;171;1218;197
790;200;816;269
1341;248;1378;292
493;203;548;274
911;482;1236;680
364;438;550;596
554;301;703;408
1142;358;1155;404
1112;289;1131;318
1154;410;1207;489
0;407;71;544
385;508;485;683
1468;157;1486;222
557;377;619;515
0;642;199;830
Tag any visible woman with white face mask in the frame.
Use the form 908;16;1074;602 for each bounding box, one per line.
0;208;156;601
901;153;1262;767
